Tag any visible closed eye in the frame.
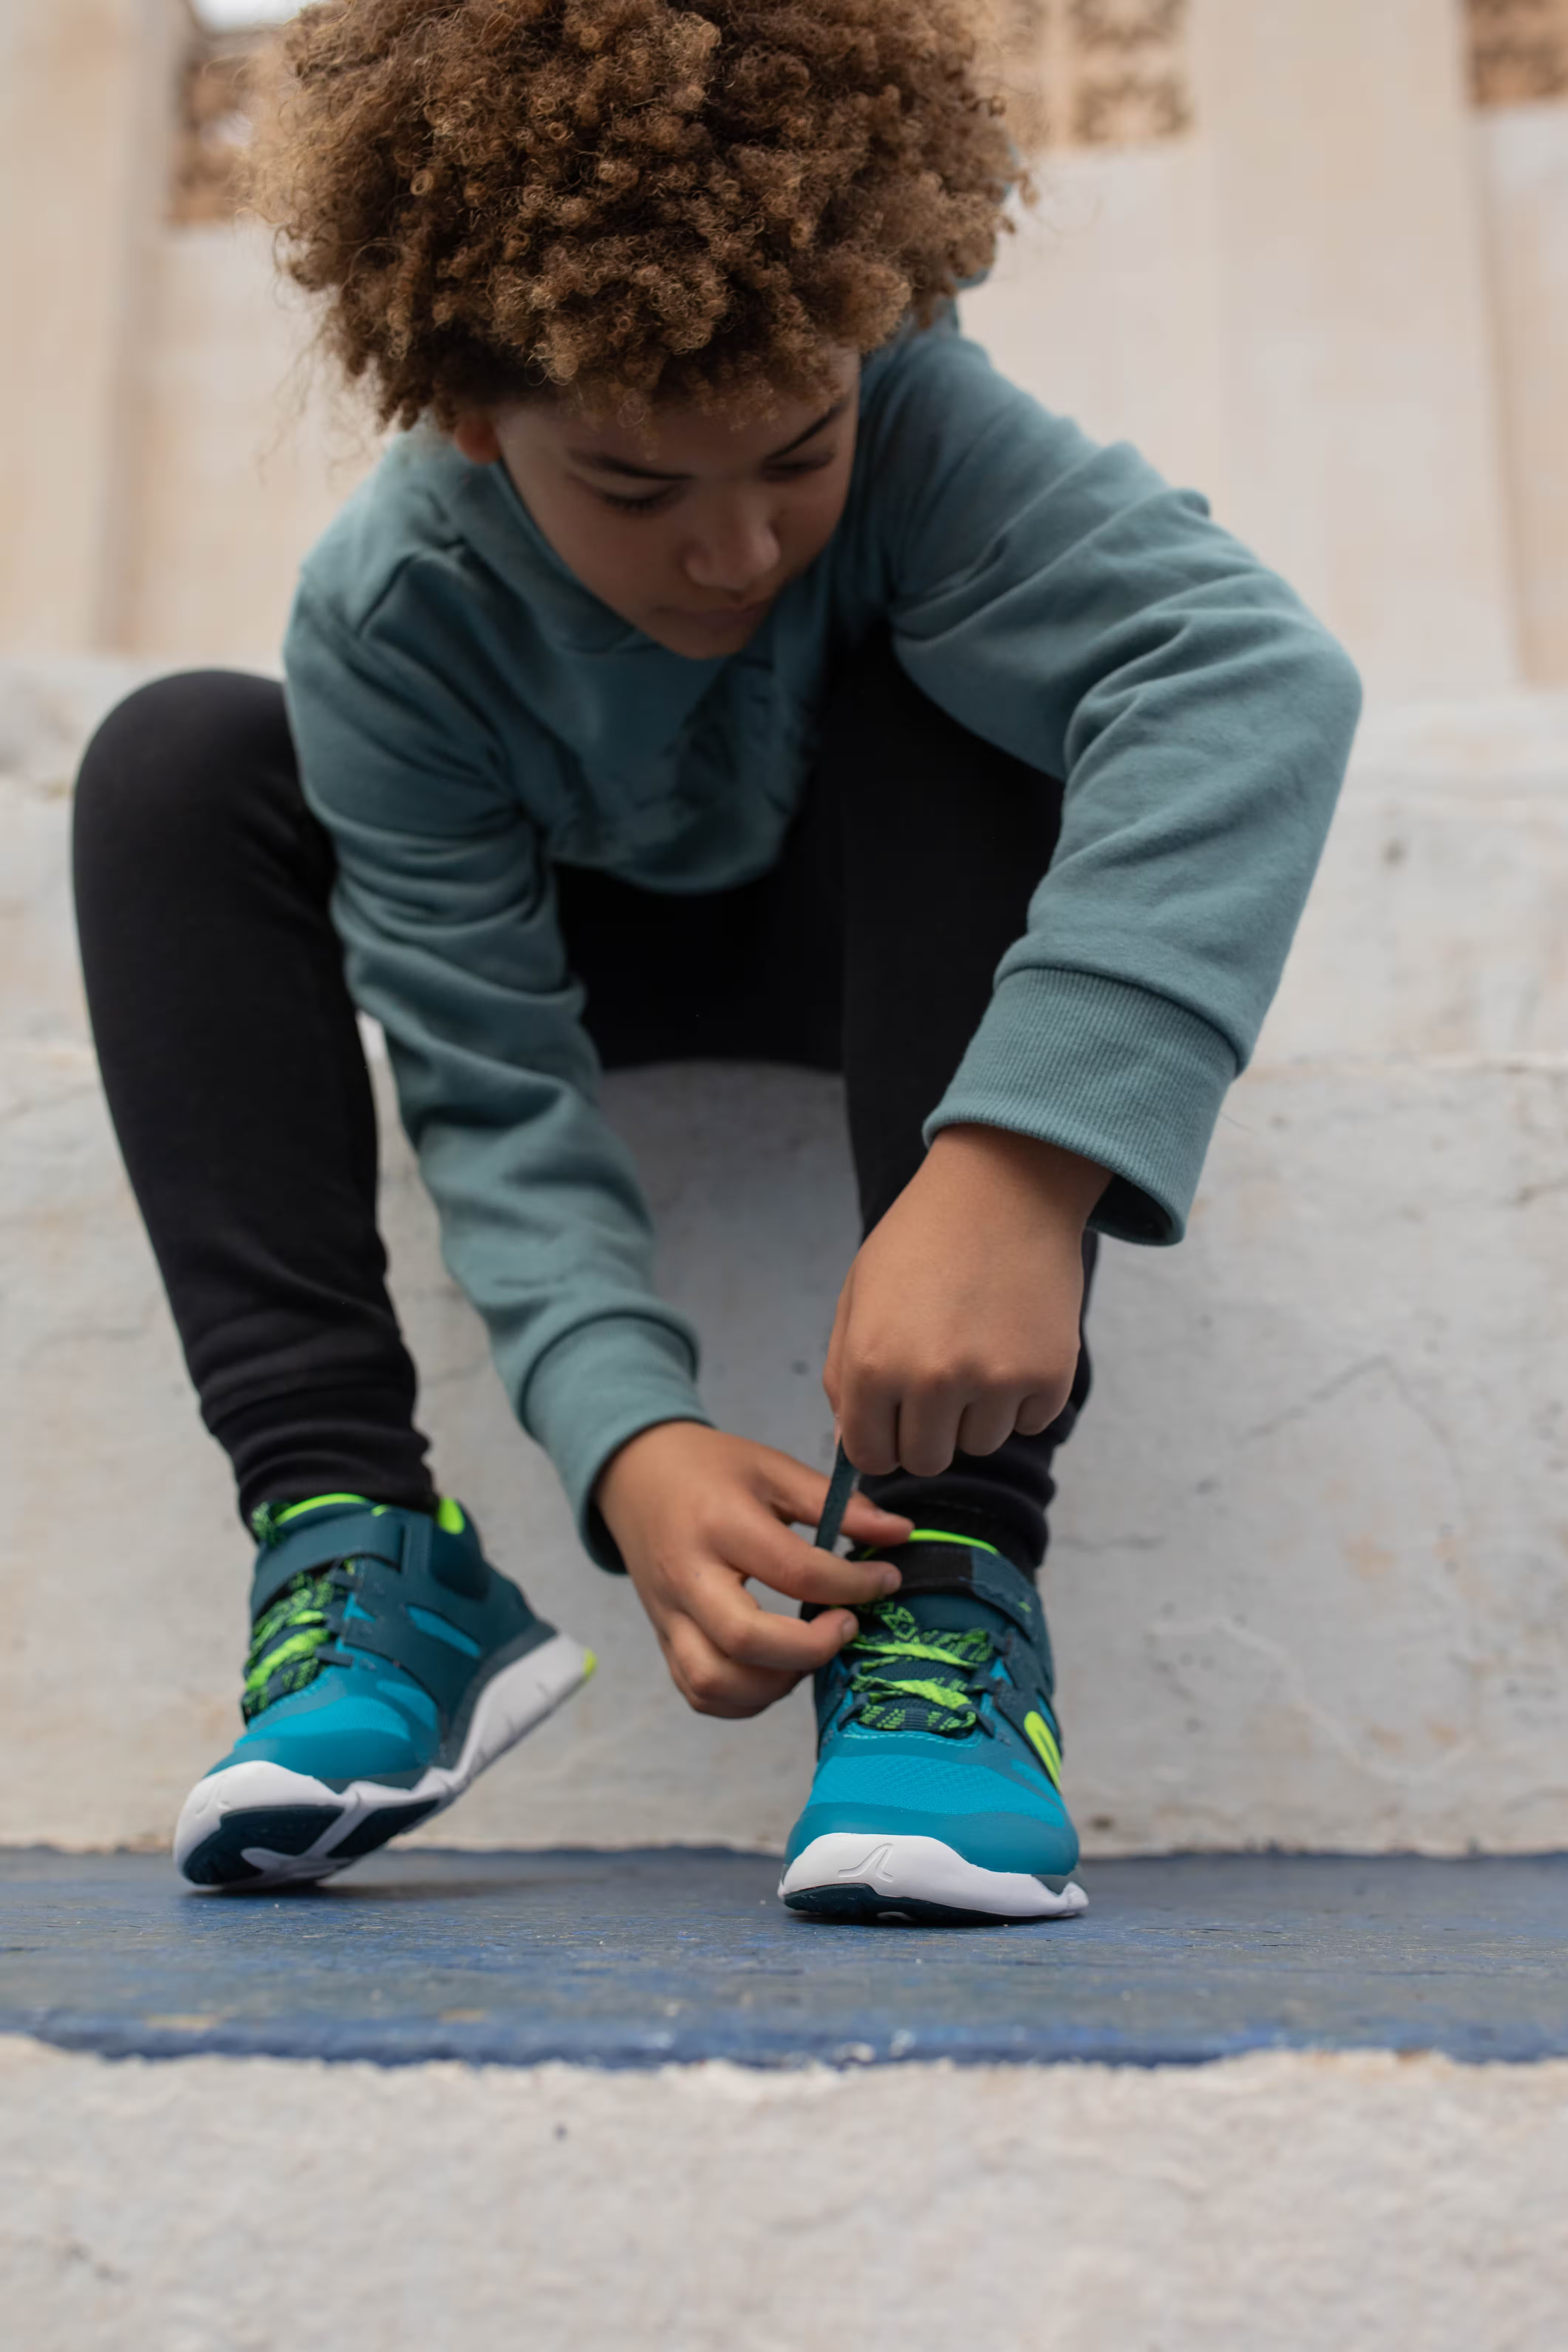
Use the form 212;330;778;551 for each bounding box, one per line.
594;453;838;517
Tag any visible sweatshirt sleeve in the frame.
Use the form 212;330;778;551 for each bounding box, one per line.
283;585;711;1567
872;329;1364;1244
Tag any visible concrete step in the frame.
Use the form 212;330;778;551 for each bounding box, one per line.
3;1848;1567;2352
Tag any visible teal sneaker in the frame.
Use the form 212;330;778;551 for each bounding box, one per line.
175;1495;593;1890
778;1533;1087;1925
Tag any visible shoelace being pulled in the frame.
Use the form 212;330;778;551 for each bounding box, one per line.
844;1603;996;1739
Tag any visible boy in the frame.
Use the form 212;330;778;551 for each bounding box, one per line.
73;0;1361;1920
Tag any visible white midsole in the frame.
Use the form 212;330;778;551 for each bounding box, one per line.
778;1833;1088;1920
174;1631;593;1884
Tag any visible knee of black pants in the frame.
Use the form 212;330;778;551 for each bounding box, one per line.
74;669;307;882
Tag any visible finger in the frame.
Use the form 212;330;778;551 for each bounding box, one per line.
822;1282;849;1418
1014;1387;1066;1440
756;1451;903;1549
893;1388;964;1480
836;1368;900;1476
955;1394;1020;1459
840;1492;914;1549
687;1567;861;1676
742;1522;903;1609
740;1468;904;1586
664;1614;804;1720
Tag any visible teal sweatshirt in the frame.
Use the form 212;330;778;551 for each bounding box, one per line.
282;309;1363;1566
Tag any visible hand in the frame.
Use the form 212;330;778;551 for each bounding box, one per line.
594;1422;915;1718
823;1124;1108;1477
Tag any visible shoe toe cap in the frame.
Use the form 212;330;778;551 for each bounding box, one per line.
211;1681;430;1788
787;1744;1078;1876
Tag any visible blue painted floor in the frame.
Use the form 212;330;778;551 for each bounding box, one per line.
2;1847;1565;2070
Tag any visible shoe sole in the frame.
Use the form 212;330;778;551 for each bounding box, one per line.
778;1833;1088;1925
175;1631;594;1890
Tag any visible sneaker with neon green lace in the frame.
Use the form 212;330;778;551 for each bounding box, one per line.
174;1495;593;1890
778;1532;1087;1925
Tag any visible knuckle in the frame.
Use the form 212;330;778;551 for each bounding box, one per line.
685;1666;729;1712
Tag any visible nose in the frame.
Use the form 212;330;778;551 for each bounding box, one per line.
682;495;779;598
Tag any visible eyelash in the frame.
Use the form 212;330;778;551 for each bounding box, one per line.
597;456;836;516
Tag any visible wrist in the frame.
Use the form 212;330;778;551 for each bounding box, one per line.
929;1122;1110;1228
594;1416;709;1534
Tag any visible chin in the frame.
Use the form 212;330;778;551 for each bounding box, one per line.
657;612;772;660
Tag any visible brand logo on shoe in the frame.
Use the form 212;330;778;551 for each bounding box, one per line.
836;1842;896;1886
1023;1711;1063;1787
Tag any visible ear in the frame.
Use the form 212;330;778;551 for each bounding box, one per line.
453;414;502;465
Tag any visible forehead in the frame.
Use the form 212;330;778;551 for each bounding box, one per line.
529;359;860;473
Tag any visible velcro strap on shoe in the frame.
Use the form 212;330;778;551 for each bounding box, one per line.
250;1509;406;1619
329;1560;480;1726
880;1540;1042;1639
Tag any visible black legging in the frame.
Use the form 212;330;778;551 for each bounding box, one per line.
72;629;1094;1572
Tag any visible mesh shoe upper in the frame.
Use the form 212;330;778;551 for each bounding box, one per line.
203;1495;556;1792
785;1535;1079;1880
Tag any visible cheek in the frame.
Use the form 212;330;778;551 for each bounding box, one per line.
788;469;855;557
552;504;667;600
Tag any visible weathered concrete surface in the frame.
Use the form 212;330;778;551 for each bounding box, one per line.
4;2034;1567;2352
1261;692;1568;1057
1479;100;1568;686
0;0;179;652
969;0;1525;700
4;664;1568;1854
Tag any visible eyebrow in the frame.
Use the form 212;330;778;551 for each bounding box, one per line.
566;395;851;484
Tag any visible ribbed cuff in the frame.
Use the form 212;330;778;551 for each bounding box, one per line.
924;967;1238;1245
521;1316;714;1572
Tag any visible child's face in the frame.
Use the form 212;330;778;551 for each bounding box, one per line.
454;354;861;660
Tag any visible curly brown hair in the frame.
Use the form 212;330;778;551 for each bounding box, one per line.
254;0;1025;427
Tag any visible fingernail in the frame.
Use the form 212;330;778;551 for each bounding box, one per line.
876;1568;902;1594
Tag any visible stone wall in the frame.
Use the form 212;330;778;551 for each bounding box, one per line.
8;2040;1568;2350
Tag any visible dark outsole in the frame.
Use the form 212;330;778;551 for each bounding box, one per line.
181;1798;439;1889
782;1882;1050;1928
